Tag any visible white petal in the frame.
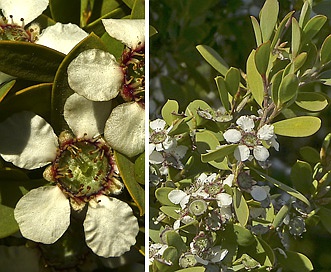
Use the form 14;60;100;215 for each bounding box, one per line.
223;174;234;187
84;196;139;257
216;193;232;207
253;146;269;161
168;189;187;205
67;49;123;101
0;0;48;25
150;119;166;131
251;186;268;201
14;186;70;244
234;145;250;161
104;102;145;157
269;136;280;151
236;116;255;132
223;129;242;143
37;23;88;54
257;124;274;140
149;150;164;164
169;145;188;159
102;19;145;49
210;247;228;263
64;93;112;138
0;111;58;169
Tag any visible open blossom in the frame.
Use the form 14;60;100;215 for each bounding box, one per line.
223;115;279;162
0;94;139;258
67;19;145;157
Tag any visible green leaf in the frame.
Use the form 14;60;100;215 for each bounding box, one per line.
176;268;206;272
49;0;80;25
318;207;331;234
155;187;176;206
0;41;65;82
247;50;264;106
299;146;320;164
292;52;307;73
299;1;312;28
0;80;15;103
225;67;241;96
273;116;321;137
302;15;327;43
291;17;301;58
290;160;314;195
161;100;179;126
51;33;108;134
0;83;52;122
233;188;249;227
271;69;283;105
278;73;299;106
255;41;271;76
233;224;255;246
131;0;145;19
276;250;313;272
320;34;331;65
114;151;145;216
196;45;229;76
122;0;135;8
196;130;229;170
272;205;289;228
201;144;237;163
162;246;179;264
295;92;328;112
271;11;295;50
166;231;187;254
254;169;310;206
134;152;145;185
215;76;230;112
260;0;279;42
160;206;180;220
185;100;213;128
250;16;262;47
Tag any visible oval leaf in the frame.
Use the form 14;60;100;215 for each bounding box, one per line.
225;67;240;96
215;76;230;112
255;41;271;76
295;92;328;112
233;188;249;227
302;15;327;43
201;144;237;163
290;160;314;195
250;16;262;47
273;116;321;137
260;0;279;42
320;34;331;64
278;74;299;106
0;41;65;82
247;50;264;106
291;17;301;58
161;99;179;126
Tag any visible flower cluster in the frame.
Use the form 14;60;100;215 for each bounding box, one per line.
149;119;188;177
223;115;279;162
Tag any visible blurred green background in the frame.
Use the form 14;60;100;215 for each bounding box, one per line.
150;0;331;270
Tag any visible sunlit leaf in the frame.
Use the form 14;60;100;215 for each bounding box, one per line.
196;45;229;76
131;0;145;19
155;187;176;206
302;15;327;43
271;69;283;105
259;0;279;42
291;17;301;58
272;205;289;228
215;76;230;112
255;41;270;76
161;99;179;126
271;11;295;50
247;50;264;106
233;224;255;246
250;16;262;47
0;80;15;103
295;92;328;112
320;34;331;65
201;144;237;163
299;1;312;28
273;116;321;137
225;67;241;96
278;74;299;106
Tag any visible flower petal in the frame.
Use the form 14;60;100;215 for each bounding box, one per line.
36;23;88;54
104;102;145;157
257;124;274;140
251;185;268;201
67;49;123;101
14;186;70;244
216;193;232;207
168;189;189;209
149;150;164;164
150;119;166;131
64;93;112;138
236;115;255;132
234;145;250;161
253;145;269;161
0;0;48;25
223;129;242;143
102;19;145;49
84;196;139;257
0;111;58;169
223;174;234;187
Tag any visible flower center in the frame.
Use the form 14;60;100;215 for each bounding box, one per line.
204;182;223;196
0;15;37;42
121;45;145;103
44;132;122;201
189;199;207;216
150;130;167;144
241;132;258;147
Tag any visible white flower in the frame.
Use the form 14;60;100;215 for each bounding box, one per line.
168;189;190;209
223;115;278;162
67;19;145;157
149;119;176;155
0;94;139;258
195;246;228;265
149;243;168;265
